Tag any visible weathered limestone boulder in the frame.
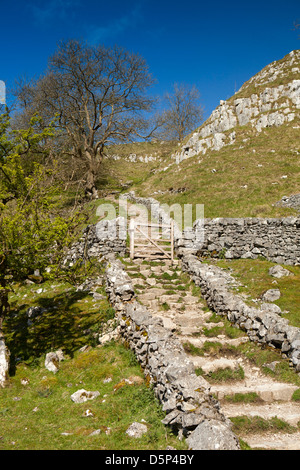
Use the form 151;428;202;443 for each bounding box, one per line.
261;289;281;302
45;349;65;374
70;389;100;403
187;419;240;450
268;265;293;278
125;422;148;438
260;302;282;315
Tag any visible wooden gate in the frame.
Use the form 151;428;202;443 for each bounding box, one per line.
128;218;174;263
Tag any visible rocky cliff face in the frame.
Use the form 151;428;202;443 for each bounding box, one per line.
175;50;300;164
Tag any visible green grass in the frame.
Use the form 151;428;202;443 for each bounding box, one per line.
132;116;300;220
182;342;204;356
95;141;176;194
230;415;299;436
73;118;299;224
224;392;262;404
0;342;187;450
161;302;170;311
202;314;247;340
5;275;113;364
292;389;300;402
196;366;245;383
211;258;300;327
1;275;187;450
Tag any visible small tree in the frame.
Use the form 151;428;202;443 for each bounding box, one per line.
15;40;158;198
0;111;86;384
160;83;204;142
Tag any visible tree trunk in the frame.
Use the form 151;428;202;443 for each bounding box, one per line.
84;148;102;199
85;168;98;199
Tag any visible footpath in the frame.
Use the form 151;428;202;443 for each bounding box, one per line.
124;255;300;450
105;195;300;450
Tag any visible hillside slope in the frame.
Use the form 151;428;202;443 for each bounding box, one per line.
175;50;300;164
127;50;300;219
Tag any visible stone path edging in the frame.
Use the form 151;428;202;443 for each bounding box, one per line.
121;192;300;372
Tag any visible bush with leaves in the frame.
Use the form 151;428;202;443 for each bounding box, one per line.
0;110;87;342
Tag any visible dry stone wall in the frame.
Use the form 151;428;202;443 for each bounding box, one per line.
104;256;240;450
180;254;300;373
64;217;127;266
119;193;300;373
123;192;300;265
192;217;300;265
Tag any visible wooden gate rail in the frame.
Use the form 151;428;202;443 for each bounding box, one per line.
129;219;174;263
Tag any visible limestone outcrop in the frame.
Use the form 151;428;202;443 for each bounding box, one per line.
174;50;300;164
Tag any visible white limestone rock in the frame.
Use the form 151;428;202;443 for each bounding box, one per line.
0;337;10;388
187;419;240;450
268;265;293;278
45;349;65;374
70;389;100;403
125;422;148;438
261;289;281;302
174;51;300;164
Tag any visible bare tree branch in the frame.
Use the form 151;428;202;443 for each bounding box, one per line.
159;83;204;142
14;40;157;198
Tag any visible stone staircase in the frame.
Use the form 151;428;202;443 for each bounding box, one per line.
123;256;300;450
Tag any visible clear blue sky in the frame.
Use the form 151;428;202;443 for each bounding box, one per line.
1;0;299;120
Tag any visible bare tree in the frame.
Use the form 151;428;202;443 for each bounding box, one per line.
160;83;204;142
15;40;158;198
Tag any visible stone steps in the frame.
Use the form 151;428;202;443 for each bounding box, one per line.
211;381;298;403
122;255;300;450
242;432;300;451
221;401;300;427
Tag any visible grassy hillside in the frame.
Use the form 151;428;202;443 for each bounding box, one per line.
133;116;300;219
97;51;299;220
102;116;299;219
1;271;186;450
96;141;176;195
0;341;186;450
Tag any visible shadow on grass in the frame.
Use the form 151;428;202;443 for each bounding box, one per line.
4;287;114;375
